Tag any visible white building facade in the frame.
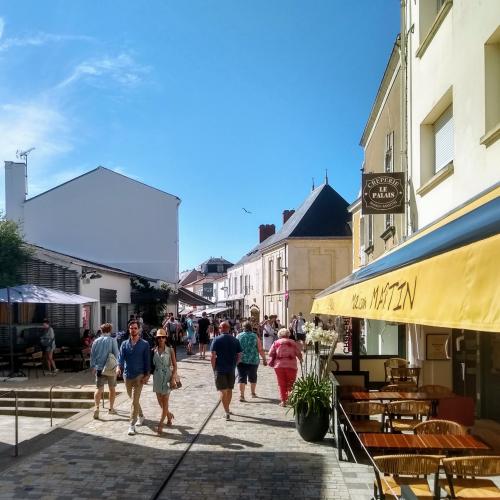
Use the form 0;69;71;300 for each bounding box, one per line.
5;164;180;285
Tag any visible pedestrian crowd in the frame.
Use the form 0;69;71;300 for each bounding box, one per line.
87;309;324;435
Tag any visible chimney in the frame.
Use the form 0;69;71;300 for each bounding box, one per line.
283;210;295;225
259;224;276;243
4;161;27;224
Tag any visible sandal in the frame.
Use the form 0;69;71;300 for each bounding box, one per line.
239;396;246;402
166;412;174;426
157;423;163;435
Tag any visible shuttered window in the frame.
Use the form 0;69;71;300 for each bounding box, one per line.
434;104;454;173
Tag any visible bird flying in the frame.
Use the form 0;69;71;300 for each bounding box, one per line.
242;208;252;214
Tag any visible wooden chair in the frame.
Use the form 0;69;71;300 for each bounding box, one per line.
21;351;45;378
343;401;386;433
338;385;366;400
390;367;421;386
380;383;418;393
419;384;452;394
413;419;467;436
19;346;35;362
386;400;431;433
442;455;500;499
373;454;440;499
384;358;408;382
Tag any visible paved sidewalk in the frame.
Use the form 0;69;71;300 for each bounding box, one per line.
0;353;373;500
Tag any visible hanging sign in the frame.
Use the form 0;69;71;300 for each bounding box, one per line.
362;172;405;214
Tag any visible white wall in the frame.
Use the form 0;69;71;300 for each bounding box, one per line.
409;0;500;228
18;167;179;283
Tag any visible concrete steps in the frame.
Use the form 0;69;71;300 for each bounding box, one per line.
0;389;118;418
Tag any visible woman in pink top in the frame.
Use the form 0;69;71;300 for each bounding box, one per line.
268;328;303;406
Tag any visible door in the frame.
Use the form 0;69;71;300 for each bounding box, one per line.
452;329;478;401
480;332;500;422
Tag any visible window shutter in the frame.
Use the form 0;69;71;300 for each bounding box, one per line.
434;105;453;172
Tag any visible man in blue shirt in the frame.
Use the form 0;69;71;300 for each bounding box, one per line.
117;320;151;435
90;322;120;419
210;321;242;420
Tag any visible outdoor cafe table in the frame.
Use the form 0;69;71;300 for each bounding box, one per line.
349;391;456;402
360;433;490;454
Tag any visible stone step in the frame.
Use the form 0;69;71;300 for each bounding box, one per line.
0;390;108;400
0;398;94;409
0;406;80;418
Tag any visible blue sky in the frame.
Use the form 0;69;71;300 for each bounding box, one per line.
0;1;400;271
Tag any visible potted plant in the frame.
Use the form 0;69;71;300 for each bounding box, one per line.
287;321;338;442
288;371;332;442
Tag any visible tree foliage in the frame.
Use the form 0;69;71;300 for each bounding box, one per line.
0;214;32;288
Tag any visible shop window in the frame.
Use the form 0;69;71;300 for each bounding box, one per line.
363;320;400;356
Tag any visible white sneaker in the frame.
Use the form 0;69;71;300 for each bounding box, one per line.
136;415;145;426
127;425;136;435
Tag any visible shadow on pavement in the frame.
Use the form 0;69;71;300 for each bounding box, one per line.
0;428;331;500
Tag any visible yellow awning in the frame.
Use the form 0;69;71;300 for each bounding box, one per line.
312;186;500;332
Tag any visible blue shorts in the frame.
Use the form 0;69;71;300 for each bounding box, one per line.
237;363;258;384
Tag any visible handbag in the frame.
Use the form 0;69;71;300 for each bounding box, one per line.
170;373;182;389
102;352;117;376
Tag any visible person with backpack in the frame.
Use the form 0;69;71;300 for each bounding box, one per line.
268;328;303;406
90;322;120;419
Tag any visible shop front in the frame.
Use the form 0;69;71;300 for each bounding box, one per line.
312;187;500;420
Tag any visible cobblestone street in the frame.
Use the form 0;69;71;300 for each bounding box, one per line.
0;353;372;499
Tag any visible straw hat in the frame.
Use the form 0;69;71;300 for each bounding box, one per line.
155;328;167;338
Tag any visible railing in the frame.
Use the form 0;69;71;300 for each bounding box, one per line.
330;373;399;499
0;389;19;457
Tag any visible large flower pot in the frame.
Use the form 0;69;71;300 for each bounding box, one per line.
295;407;330;442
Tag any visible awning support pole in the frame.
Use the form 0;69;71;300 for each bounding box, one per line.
352;318;361;372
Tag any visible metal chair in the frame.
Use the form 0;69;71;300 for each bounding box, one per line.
343;401;386;433
413;419;467;436
21;351;45;378
383;357;408;382
441;455;500;499
386;400;431;433
373;454;440;499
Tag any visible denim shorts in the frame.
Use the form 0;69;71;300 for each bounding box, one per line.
237;363;258;384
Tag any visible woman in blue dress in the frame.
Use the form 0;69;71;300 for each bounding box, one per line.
152;329;177;435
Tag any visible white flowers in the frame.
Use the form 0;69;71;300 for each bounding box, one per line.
304;321;338;347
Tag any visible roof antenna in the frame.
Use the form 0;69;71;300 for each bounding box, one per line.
325;168;329;185
312;177;315;191
16;147;35;197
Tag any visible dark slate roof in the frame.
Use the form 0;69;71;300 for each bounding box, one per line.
197;257;233;267
232;183;351;267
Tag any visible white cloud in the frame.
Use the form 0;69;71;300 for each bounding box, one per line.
0;32;93;52
0;100;74;209
57;53;148;89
